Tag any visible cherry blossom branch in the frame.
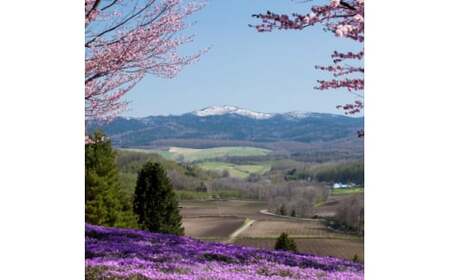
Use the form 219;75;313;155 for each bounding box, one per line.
85;0;206;121
252;0;364;118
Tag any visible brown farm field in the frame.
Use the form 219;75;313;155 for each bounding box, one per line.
314;193;364;218
239;219;348;239
180;200;267;219
179;199;364;261
183;216;245;239
234;238;364;261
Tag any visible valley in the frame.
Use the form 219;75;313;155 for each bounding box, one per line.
108;106;364;264
115;142;364;261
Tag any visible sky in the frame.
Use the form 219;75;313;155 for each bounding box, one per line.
121;0;362;117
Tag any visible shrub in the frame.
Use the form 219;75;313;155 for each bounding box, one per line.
290;209;296;217
274;232;297;252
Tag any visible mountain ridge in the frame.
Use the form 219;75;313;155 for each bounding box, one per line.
88;105;363;148
124;105;360;120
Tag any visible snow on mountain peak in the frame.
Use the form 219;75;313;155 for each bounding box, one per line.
193;105;273;120
285;111;313;119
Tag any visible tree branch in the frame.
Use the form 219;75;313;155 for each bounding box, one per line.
340;1;357;11
101;0;120;11
86;0;102;20
86;0;157;47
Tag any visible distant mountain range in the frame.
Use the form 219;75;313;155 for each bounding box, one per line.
88;106;364;148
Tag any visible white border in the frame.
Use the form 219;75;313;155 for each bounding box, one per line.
0;1;85;279
1;0;450;279
366;0;450;278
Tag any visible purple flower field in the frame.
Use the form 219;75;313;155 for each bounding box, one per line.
86;224;364;280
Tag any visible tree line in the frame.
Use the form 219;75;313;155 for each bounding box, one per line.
282;160;364;185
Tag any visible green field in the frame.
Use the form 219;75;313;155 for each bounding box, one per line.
331;187;364;196
196;161;271;178
175;190;242;200
122;146;271;162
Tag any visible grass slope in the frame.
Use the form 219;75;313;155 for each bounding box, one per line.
122;146;271;162
331;187;364;196
197;161;271;178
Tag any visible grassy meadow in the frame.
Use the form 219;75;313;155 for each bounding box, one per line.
331;187;364;196
121;146;272;178
196;161;271;178
122;146;271;162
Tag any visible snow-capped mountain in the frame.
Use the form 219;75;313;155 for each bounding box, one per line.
88;106;363;147
192;105;273;120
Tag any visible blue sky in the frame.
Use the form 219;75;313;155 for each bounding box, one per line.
122;0;362;117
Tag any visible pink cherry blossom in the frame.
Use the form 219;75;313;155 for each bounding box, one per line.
252;0;364;116
303;16;310;24
353;14;364;23
330;0;341;8
85;0;205;121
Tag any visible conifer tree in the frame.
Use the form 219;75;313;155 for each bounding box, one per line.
133;162;184;235
290;209;296;217
85;131;122;226
274;232;297;252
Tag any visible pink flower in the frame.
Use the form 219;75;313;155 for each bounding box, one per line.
252;0;364;112
303;16;310;24
330;0;340;8
353;14;364;23
335;24;354;37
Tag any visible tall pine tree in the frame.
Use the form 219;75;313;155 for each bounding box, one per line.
133;162;184;235
85;131;122;226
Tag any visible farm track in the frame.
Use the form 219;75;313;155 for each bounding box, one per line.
226;219;256;243
259;209;326;222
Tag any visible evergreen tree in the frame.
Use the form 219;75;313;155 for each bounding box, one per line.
274;232;297;252
133;162;184;235
290;209;296;217
85;131;122;226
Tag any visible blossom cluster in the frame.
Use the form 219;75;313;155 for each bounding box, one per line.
86;224;364;280
252;0;364;116
85;0;205;121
